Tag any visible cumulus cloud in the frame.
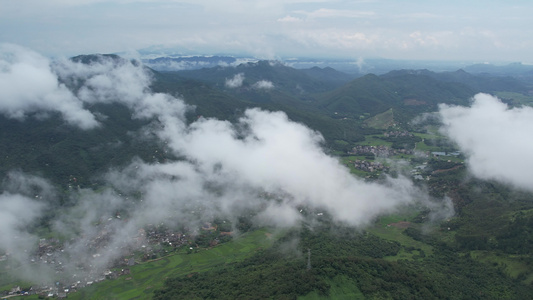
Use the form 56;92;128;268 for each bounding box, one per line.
252;80;274;89
0;44;99;129
161;108;428;227
439;93;533;191
0;44;190;130
225;73;245;88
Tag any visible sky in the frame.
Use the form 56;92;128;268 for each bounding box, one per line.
1;0;532;62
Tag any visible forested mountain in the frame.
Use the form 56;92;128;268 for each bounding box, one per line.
0;104;162;189
314;72;475;123
382;69;530;93
173;60;353;95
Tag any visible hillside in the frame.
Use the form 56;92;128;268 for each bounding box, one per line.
173;60;352;96
383;69;530;93
314;72;475;124
0;103;164;188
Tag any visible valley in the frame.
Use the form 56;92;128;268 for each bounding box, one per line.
1;52;533;299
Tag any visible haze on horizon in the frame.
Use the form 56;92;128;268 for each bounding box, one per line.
1;0;532;63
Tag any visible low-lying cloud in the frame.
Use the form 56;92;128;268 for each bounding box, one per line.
0;44;449;286
252;80;274;89
439;93;533;191
225;73;245;88
0;44;98;129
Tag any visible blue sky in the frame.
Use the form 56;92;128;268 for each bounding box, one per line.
1;0;532;62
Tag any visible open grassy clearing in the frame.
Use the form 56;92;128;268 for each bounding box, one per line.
67;228;280;300
414;140;441;152
368;211;434;261
370;225;433;261
494;91;533;107
354;135;392;147
412;132;441;140
470;251;533;284
364;108;395;129
374;210;419;227
299;275;365;300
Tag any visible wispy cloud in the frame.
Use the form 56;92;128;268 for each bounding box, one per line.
252;80;274;89
294;8;375;19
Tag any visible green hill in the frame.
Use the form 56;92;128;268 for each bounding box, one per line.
173;60;351;96
364;108;395;129
314;72;475;125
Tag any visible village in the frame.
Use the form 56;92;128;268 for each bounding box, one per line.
347;130;463;179
353;159;389;173
1;219;227;298
350;145;414;157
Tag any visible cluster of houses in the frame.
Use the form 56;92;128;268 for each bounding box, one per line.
2;266;134;298
353;160;389;173
350;145;413;156
1;221;197;298
137;225;190;260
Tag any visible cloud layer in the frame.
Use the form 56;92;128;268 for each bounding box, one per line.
0;44;98;129
439;93;533;191
0;45;447;285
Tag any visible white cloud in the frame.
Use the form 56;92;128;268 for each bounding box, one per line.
0;44;99;129
252;80;274;89
295;8;375;19
167;108;426;227
439;93;533;191
277;15;303;23
0;45;450;284
0;44;189;129
225;73;245;88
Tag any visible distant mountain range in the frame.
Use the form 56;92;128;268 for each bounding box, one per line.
166;60;530;119
142;54;533;78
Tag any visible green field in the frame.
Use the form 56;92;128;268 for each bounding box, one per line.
300;275;365;300
67;228;279;300
494;91;533;107
470;251;533;284
364;108;395;129
354;136;392;147
368;211;435;261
